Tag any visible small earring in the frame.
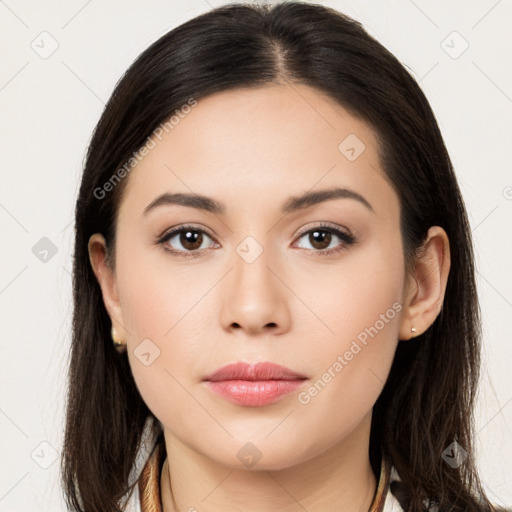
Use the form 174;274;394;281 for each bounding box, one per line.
111;326;126;353
411;326;417;337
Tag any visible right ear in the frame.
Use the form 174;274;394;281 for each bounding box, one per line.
88;233;127;340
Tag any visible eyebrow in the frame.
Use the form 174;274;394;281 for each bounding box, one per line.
143;187;375;216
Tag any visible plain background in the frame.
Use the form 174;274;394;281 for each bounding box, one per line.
0;0;511;510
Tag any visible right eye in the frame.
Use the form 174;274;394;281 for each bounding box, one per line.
157;224;219;258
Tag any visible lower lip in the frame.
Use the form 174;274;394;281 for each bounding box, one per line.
205;379;306;407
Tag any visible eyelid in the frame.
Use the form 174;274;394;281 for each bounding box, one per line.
157;222;353;242
156;223;216;240
294;221;353;239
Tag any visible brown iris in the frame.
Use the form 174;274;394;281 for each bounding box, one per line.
308;229;332;250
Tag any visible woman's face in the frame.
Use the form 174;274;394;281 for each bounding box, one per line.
109;84;409;469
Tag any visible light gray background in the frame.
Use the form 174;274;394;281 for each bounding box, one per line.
0;0;511;510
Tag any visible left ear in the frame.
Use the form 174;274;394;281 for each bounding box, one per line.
398;226;451;340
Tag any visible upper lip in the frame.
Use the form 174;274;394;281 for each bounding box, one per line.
203;362;307;382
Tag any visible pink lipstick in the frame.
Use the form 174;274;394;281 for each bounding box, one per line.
203;362;307;407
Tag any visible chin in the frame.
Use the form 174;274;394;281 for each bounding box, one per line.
198;437;317;472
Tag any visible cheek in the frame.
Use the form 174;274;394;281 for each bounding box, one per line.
292;237;404;432
291;227;404;345
114;235;216;419
114;227;204;340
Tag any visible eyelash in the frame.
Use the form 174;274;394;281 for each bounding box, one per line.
155;222;356;259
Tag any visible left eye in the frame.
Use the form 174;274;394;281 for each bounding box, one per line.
294;226;355;253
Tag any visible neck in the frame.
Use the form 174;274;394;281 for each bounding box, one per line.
160;414;378;512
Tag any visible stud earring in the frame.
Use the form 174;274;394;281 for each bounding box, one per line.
111;326;126;353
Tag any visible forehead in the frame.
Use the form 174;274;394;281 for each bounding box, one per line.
119;84;398;221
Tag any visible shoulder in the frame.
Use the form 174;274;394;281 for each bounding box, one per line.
382;467;404;511
383;465;440;512
382;465;410;512
123;485;142;512
119;416;163;512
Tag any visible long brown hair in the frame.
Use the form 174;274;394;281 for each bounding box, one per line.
61;3;500;511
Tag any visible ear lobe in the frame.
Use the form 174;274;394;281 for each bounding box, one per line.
88;233;126;340
398;226;451;340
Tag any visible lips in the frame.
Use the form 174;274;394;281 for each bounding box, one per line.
203;361;307;382
203;362;308;407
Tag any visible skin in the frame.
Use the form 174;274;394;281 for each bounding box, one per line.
89;83;450;511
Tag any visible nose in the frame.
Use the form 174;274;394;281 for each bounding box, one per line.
219;243;291;336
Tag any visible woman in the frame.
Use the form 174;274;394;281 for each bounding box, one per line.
61;2;508;511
